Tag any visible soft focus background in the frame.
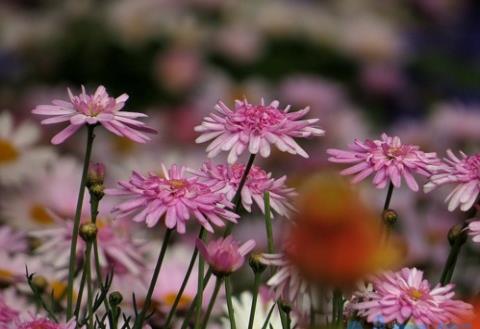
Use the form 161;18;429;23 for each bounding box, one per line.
1;0;480;325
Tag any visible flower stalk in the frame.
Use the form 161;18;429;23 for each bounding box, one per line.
66;124;95;319
225;276;237;329
200;276;223;329
440;223;468;285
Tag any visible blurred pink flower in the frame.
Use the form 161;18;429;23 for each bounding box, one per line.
17;318;76;329
0;226;27;254
32;85;156;144
327;133;439;191
195;99;324;163
106;164;239;233
191;161;296;217
353;267;472;326
468;221;480;243
424;150;480;211
0;297;19;328
196;236;255;275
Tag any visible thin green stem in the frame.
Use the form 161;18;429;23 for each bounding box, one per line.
383;182;394;211
67;125;95;319
263;192;274;254
261;303;276;329
200;277;223;329
247;272;262;329
180;271;213;329
279;305;288;329
73;261;88;319
86;243;94;329
164;228;205;328
193;230;206;329
224;276;237;329
440;224;468;285
133;228;174;329
285;310;291;329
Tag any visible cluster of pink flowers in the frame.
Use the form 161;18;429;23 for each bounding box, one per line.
33;85;156;144
327;133;439;191
352;267;472;326
106;164;239;233
191;161;296;217
195;99;324;163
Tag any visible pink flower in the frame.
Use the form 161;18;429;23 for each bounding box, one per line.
353;267;473;326
424;150;480;211
0;226;27;255
191;161;296;217
327;133;439;191
195;99;324;163
17;318;76;329
196;236;255;275
32;85;156;144
468;220;480;243
0;297;19;328
106;164;239;233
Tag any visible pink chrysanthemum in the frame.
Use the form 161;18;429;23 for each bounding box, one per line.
32;85;156;144
258;253;310;311
106;164;239;233
327;133;439;191
0;297;19;328
196;236;255;276
424;150;480;211
191;161;296;217
195;99;324;163
353;267;472;327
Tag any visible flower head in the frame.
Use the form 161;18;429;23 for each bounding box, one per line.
195;99;324;163
196;236;255;276
191;161;296;217
327;133;439;191
106;164;239;233
32;85;156;144
424;150;480;211
353;267;472;326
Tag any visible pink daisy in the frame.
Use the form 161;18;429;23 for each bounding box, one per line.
194;99;324;163
353;267;472;326
32;85;156;144
191;161;296;217
106;164;239;233
196;236;255;276
327;133;439;191
424;150;480;211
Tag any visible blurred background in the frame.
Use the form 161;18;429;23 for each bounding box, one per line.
1;0;480;320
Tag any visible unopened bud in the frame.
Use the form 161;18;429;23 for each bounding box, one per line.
89;184;105;200
109;291;123;306
79;223;97;242
448;224;468;247
249;253;267;274
32;275;48;292
87;162;105;187
382;209;398;226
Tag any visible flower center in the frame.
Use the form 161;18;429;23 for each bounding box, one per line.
163;292;192;309
409;288;424;300
384;144;410;159
0;139;19;164
29;204;54;225
237;104;285;131
168;179;188;189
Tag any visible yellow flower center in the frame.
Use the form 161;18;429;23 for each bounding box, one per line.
409;289;423;300
50;280;77;302
0;269;14;283
29;204;54;225
169;179;187;189
0;139;18;164
163;292;192;309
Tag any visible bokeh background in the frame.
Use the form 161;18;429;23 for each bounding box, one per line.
1;0;480;325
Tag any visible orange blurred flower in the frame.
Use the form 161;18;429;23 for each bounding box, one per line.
285;172;402;287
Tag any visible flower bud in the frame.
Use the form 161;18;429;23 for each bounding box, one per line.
32;275;48;293
249;253;267;274
79;223;97;242
382;209;398;226
448;224;468;247
109;291;123;306
89;184;105;200
87;162;105;187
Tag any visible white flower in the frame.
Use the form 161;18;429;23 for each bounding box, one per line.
0;111;55;185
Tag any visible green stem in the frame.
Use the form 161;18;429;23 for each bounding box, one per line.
383;182;394;211
67;125;95;319
73;261;88;319
279;305;288;329
261;303;276;329
263;192;274;254
225;276;237;329
134;228;174;329
194;247;205;329
180;271;213;329
332;288;343;326
200;277;223;329
164;228;205;328
247;272;262;329
86;242;94;329
285;310;291;329
440;224;468;285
